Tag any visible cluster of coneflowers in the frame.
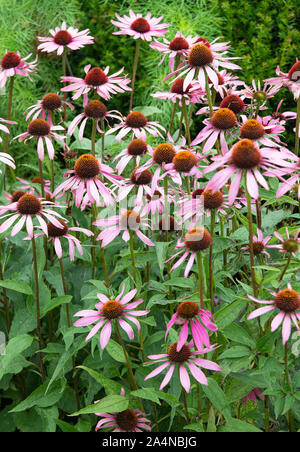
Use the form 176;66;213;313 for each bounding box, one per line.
0;10;299;433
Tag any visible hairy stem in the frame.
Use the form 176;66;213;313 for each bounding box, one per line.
129;39;141;111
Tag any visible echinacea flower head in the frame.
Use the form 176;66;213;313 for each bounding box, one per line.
118;167;153;206
191;107;238;154
53;154;122;208
25;92;73;124
95;389;151;432
0;193;65;238
94;209;154;247
0;51;37;88
167;227;213;277
67;100;122;139
241;388;264;406
13;118;67;161
111;10;170;41
265;157;300;200
74;286;149;349
34;219;93;261
37;22;94;55
152;78;205;106
106;110;165;143
163;149;203;185
114;139;150;175
150;33;198;70
166;301;218;351
220;94;245;114
240;116;285;149
144;341;221;392
241;229;272;258
163;38;241;92
266;60;300;100
204;139;293;204
61;64;131;103
243;79;280;105
269;228;299;258
247;284;300;345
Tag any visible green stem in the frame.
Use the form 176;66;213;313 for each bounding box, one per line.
128;230;137;286
197;251;204;309
182;388;190;424
182;98;191;144
91;119;96;157
264;395;270;432
209;210;216;314
129;39;141;111
284;343;294;432
204;68;213;117
101;118;105;161
38;159;45;199
91;204;97;279
295;97;300;156
0;242;10;332
277;254;291;289
59;257;81;410
100;243;110;287
114;320;144;411
163;176;169;243
244;172;257;297
31;236;45;381
168;100;178;136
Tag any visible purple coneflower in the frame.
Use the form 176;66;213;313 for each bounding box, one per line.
25;92;73;125
144;341;221;392
166;301;217;350
241;388;264;406
74;285;149;349
150;33;198;70
37;22;94;55
0;51;37;88
114;139;150;175
247;284;300;345
111;10;170;41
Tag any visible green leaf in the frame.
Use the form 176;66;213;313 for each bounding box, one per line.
219;346;251;360
0;279;32;295
10;379;66;412
202;378;231;420
163;277;193;288
0;334;33;379
106;339;126;363
215;299;247;330
223;323;255;348
155;242;169;277
220;418;262;432
41;295;72;317
70;395;128;416
77;366;122;395
131;388;161;405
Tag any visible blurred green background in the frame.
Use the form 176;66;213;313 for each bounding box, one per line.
0;0;299;178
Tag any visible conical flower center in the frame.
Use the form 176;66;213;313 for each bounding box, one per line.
184;227;212;251
203;189;223;209
168;343;191;362
288;61;300;82
195;37;210;47
84;100;107;118
130;168;153;185
282;239;298;253
127;139;147;156
211;108;237;130
42;93;62;111
231;139;261;169
54;30;73;45
84;68;108;86
220;95;245;114
274;289;300;312
74;154;100;179
171;78;191;94
188;44;213;67
240;119;265;140
115;409;138;431
253;91;267;103
177;301;199;319
101;300;124;319
11;190;26;203
28;119;50;137
47;219;68;237
17;194;41;215
32;177;42;184
126;111;147;128
169;37;189;51
253;241;264;255
153;143;176;165
1;52;21;69
131;18;150;33
120;210;141;230
159;216;177;231
192;188;205;198
173;151;197;173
